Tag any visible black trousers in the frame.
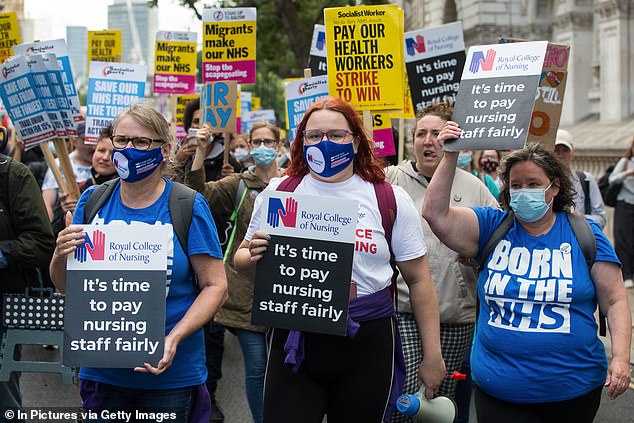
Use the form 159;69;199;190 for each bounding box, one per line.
614;201;634;280
263;317;395;423
474;384;602;423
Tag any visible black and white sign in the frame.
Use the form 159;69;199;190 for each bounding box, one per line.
447;41;548;151
252;192;357;336
63;224;169;368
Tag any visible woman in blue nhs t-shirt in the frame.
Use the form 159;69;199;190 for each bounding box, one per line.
423;132;631;422
50;104;227;423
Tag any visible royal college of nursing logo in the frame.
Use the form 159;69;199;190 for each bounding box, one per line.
304;146;325;174
75;230;106;263
469;49;496;73
112;151;130;179
315;31;325;51
405;35;425;56
267;197;298;229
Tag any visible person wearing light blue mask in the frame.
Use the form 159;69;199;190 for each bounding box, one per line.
230;133;253;171
509;181;553;222
423;130;632;422
50;104;228;423
186;120;282;423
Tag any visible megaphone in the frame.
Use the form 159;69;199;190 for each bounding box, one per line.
396;388;456;423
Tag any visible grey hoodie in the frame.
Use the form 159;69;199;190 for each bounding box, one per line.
385;160;498;323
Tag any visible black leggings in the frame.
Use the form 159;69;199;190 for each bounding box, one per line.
474;384;602;423
263;317;395;423
614;200;634;279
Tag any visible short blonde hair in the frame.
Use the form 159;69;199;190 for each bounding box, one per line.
112;103;172;145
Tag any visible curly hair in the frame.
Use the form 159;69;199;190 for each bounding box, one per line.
498;143;575;212
286;97;385;183
412;102;454;141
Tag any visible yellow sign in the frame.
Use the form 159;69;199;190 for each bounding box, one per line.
252;96;261;111
176;94;199;127
325;5;404;110
175;94;199;139
88;30;122;63
202;8;257;84
0;12;21;63
391;70;415;119
153;31;197;94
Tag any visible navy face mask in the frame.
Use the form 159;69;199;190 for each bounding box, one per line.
112;147;164;183
303;139;354;178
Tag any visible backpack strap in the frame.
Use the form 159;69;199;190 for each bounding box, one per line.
168;181;196;254
575;171;591;215
224;178;250;263
373;181;399;298
566;211;596;269
83;178;120;224
373;182;397;250
477;210;515;270
566;212;604;336
277;174;303;192
168;181;197;290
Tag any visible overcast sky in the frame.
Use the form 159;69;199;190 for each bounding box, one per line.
24;0;202;41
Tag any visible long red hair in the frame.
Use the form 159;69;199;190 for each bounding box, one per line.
286;97;385;183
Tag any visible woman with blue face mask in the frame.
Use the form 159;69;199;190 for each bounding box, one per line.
234;98;445;423
422;123;631;423
186;120;282;423
49;104;228;422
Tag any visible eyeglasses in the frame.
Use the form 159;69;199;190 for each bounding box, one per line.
250;138;277;148
303;129;352;144
111;135;164;150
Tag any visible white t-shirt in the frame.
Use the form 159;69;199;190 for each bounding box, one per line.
245;173;427;296
41;153;93;192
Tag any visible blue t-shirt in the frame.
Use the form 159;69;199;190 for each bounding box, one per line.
72;179;222;389
471;208;620;403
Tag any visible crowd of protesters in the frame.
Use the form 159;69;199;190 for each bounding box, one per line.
0;95;631;423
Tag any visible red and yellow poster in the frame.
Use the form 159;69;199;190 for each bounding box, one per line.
153;31;197;94
88;30;122;64
0;12;20;64
202;8;256;84
325;5;403;111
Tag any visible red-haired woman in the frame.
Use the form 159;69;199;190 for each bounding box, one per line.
234;97;445;422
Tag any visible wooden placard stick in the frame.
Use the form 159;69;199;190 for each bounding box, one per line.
54;137;81;200
223;132;230;165
398;119;405;162
304;68;312;79
169;94;177;147
40;141;68;195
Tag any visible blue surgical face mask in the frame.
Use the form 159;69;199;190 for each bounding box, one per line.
112;147;164;183
303;139;354;178
509;183;553;222
250;145;277;167
457;152;472;169
231;147;250;162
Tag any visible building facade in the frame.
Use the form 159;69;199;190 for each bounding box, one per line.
401;0;634;155
66;26;88;83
